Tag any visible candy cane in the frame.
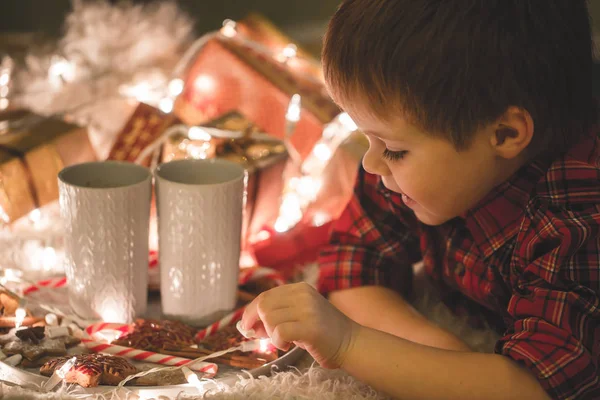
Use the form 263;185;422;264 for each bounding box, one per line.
196;267;287;341
195;306;247;341
23;277;67;295
81;338;217;376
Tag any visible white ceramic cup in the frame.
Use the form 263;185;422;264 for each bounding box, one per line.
155;159;246;326
58;161;151;323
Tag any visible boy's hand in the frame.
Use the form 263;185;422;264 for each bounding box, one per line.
240;282;359;369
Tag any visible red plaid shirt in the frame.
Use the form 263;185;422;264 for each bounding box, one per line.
318;131;600;400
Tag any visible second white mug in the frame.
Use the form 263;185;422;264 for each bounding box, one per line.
155;159;246;326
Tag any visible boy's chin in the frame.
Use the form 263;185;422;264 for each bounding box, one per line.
413;209;453;226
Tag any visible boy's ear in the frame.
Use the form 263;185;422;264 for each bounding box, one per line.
491;107;534;159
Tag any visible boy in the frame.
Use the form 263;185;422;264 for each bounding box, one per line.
241;1;599;399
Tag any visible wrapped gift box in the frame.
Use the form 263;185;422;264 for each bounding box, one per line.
0;111;96;224
107;102;180;166
162;110;288;252
174;15;340;161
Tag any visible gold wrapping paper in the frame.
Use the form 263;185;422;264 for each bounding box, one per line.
0;112;96;224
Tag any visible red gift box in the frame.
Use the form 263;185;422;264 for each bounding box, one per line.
174;17;340;161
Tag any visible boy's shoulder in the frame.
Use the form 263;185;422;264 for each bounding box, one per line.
533;132;599;210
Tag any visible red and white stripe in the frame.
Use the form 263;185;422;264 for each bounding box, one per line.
23;277;67;295
195;306;247;341
195;267;287;341
85;322;133;338
80;338;217;376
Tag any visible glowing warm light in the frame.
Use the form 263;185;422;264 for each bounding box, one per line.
182;366;204;391
220;19;238;38
94;330;121;343
282;44;297;59
0;98;8;110
100;307;121;323
0;86;8;97
313;143;333;162
120;81;152;103
259;338;270;353
0;72;9;86
28;208;41;224
338;112;358;131
57;357;77;379
48;56;76;86
186;142;210;159
41;247;57;271
188;127;212;141
296;176;322;200
273;217;292;233
277;44;298;63
15;307;26;330
168;78;184;97
312;211;330;227
256;230;271;241
285;94;301;123
194;74;216;93
159;97;174;114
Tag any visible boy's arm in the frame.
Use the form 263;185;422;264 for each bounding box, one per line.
318;166;468;351
343;325;550;400
330;285;470;351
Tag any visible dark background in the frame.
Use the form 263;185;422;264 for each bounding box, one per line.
0;0;599;94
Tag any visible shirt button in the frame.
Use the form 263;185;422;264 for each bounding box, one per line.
454;262;466;277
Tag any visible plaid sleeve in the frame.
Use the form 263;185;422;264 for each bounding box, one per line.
317;165;422;296
496;203;600;400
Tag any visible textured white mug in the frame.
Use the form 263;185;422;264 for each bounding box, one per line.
58;161;151;323
155;159;246;326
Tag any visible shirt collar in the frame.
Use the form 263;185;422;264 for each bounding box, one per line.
464;130;598;259
463;155;552;259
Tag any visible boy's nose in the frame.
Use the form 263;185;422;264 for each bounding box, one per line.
362;147;390;177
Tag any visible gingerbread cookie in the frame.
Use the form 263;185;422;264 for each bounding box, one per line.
40;354;137;387
112;319;196;351
2;327;81;361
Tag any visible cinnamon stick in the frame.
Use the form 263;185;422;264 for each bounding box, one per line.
160;347;269;369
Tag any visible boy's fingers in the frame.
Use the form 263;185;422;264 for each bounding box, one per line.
258;307;299;340
270;321;302;350
241;286;295;331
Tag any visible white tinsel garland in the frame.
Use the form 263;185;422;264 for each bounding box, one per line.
12;0;193;158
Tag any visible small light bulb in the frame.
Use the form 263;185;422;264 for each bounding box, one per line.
259;338;270;353
338;112;358;131
168;79;184;97
312;211;330;227
188;127;212;141
182;366;204;391
194;75;216;93
256;230;270;241
57;357;77;379
159;97;174;114
221;19;238;38
28;208;41;224
0;72;9;86
285;94;301;123
15;308;26;330
313;143;333;162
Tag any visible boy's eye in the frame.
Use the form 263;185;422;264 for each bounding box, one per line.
382;149;408;162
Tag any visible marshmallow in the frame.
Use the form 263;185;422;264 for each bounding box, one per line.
46;326;70;338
